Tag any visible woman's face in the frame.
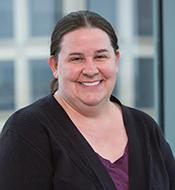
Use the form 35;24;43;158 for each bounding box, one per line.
49;27;120;109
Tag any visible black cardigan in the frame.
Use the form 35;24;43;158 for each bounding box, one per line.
0;95;174;190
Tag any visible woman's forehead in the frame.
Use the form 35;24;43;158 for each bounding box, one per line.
60;28;112;51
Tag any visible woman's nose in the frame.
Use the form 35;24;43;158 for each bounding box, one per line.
82;61;99;77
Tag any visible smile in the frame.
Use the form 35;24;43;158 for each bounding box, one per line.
80;80;101;86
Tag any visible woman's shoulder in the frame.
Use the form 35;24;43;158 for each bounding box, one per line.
111;95;161;140
0;94;62;144
111;95;158;127
124;105;157;125
0;95;55;170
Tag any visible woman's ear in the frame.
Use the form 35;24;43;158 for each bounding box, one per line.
48;56;58;79
115;49;120;71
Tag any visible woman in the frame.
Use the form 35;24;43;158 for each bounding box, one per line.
0;10;174;190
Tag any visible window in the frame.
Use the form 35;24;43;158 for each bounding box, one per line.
86;0;116;27
29;59;53;101
29;0;62;36
134;0;153;36
0;0;13;38
134;58;154;108
0;61;14;110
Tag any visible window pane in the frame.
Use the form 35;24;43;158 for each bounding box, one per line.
29;0;62;36
134;0;153;36
86;0;116;27
134;58;154;108
30;59;53;101
0;0;13;38
0;61;14;110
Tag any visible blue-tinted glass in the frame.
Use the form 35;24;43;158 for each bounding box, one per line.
0;61;14;110
134;58;154;108
30;59;53;101
86;0;116;28
134;0;153;36
0;0;13;38
29;0;62;36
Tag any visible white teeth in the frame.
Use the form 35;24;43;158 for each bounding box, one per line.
81;81;100;86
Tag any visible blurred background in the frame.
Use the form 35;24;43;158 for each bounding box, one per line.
0;0;174;154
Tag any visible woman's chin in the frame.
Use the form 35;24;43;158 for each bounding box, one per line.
78;95;107;107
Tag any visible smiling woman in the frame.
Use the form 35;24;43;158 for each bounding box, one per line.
0;10;174;190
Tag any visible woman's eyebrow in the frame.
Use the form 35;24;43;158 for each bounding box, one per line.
95;49;109;53
69;52;83;56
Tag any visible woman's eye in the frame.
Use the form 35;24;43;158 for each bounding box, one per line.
95;55;108;60
70;57;83;62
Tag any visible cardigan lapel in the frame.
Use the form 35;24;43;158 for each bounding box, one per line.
122;105;150;190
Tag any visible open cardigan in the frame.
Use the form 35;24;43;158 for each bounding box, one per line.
0;94;175;190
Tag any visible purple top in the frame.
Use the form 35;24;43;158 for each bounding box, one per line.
97;144;129;190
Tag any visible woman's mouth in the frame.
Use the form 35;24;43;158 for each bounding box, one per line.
79;80;102;86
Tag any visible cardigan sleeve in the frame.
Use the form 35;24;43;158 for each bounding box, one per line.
145;113;175;189
156;127;175;189
133;108;175;189
0;129;53;190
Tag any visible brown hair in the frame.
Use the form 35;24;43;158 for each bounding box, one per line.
50;10;119;93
